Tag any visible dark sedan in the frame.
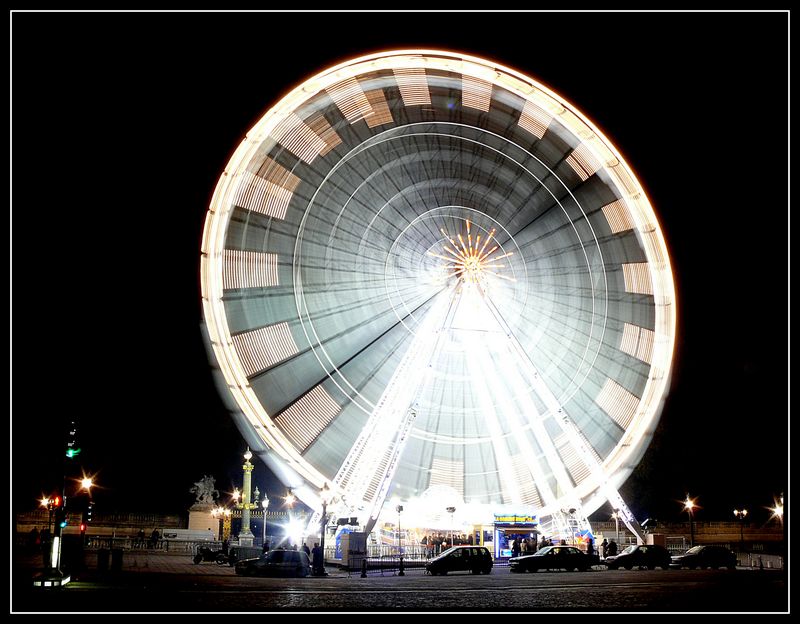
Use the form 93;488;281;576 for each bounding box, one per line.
604;544;672;570
509;545;599;572
670;545;737;570
234;549;311;577
426;546;493;575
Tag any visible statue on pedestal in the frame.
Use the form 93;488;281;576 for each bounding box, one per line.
190;475;219;510
188;475;221;538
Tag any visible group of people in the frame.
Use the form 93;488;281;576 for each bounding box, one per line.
506;535;621;558
135;528;162;548
420;532;473;554
509;536;541;557
417;533;614;558
599;538;619;559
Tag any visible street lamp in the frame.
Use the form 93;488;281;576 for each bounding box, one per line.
683;496;696;547
733;509;747;549
316;483;331;576
396;505;404;576
79;477;93;544
611;509;620;544
261;494;270;550
771;494;784;524
446;506;456;549
41;497;54;539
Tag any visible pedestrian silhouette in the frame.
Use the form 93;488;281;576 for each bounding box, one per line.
312;542;323;575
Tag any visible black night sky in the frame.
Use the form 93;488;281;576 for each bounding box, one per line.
11;11;788;528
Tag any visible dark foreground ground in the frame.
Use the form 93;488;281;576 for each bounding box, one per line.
12;550;788;613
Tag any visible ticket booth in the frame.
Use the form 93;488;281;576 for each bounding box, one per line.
492;513;539;559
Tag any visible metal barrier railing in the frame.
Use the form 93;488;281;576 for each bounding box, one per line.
739;552;784;570
335;550;511;577
84;537;221;553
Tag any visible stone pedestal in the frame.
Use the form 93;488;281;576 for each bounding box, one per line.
188;503;217;538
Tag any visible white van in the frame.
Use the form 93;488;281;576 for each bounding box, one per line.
161;529;216;541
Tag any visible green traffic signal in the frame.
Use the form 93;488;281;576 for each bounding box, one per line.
66;447;81;458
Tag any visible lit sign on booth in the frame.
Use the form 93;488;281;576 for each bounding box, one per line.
494;514;537;525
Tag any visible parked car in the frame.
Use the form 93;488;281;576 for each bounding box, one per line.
604;544;672;570
670;545;737;570
234;549;311;577
509;545;599;572
425;546;493;575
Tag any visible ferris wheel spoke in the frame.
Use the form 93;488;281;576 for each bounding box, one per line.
332;284;457;527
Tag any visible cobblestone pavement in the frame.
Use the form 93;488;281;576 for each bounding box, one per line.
12;550;788;613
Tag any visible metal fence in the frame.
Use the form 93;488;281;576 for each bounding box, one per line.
84;537;223;554
738;553;783;570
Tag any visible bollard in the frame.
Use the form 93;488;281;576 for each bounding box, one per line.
361;557;367;578
398;556;405;576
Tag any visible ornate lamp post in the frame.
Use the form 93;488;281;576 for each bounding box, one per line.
683;496;696;547
446;506;456;549
396;504;404;576
733;508;748;548
261;494;270;550
40;496;54;543
233;448;258;546
315;483;331;576
78;477;93;544
221;508;232;542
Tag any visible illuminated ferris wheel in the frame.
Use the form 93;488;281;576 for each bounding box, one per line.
201;50;676;539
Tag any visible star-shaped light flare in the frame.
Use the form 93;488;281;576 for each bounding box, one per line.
427;220;515;283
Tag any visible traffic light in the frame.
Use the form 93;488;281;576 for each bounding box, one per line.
50;494;67;529
86;500;94;523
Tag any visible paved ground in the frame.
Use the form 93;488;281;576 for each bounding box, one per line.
12;549;788;613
